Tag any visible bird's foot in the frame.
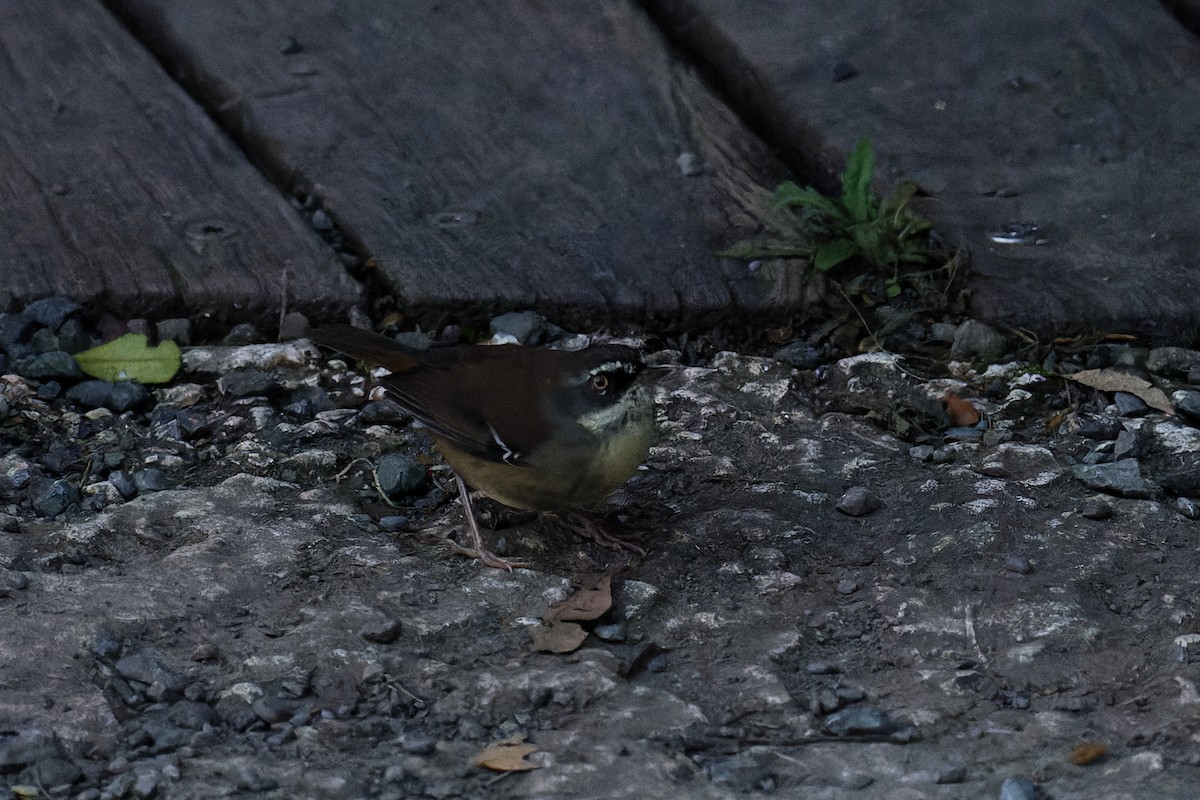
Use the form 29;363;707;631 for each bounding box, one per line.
446;538;528;571
577;516;646;555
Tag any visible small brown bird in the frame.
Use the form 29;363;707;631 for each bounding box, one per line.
311;325;656;569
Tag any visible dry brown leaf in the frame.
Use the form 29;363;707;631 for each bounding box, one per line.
1068;741;1108;766
941;391;981;427
1067;368;1174;414
474;735;540;772
547;574;613;622
529;620;588;653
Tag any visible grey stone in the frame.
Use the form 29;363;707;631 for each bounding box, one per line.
66;380;150;412
390;331;434;351
29;327;59;353
156;318;193;346
361;618;403;644
0;310;36;354
399;732;438;755
217;368;279;397
55;317;92;354
490;311;545;345
773;341;823;369
31;477;81;518
1003;554;1034;574
25;296;81;330
376;454;426;496
1148;346;1200;377
12;351;82;380
1079;498;1113;520
836;486;882;516
1071;459;1159;499
1112;391;1149;417
133;468;170;494
1174;497;1200;520
936;765;967;784
823;706;902;736
278;311;309;341
1174;634;1200;664
1172;389;1200;423
909;444;935;461
107;470;135;502
999;775;1038;800
222;323;263;345
949;320;1010;362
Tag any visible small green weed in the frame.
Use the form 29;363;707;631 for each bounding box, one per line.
723;136;950;306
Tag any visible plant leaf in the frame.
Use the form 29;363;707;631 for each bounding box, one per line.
841;137;876;223
772;182;845;220
1067;369;1174;414
814;239;858;271
474;736;540;772
74;334;181;384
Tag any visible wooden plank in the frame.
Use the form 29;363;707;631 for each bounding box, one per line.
104;1;793;329
645;0;1200;337
0;1;359;326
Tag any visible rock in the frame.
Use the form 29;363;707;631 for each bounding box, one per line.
836;486;882;516
936;766;968;784
378;515;408;532
0;310;36;355
133;468;170;494
278;312;310;341
54;317;92;354
31;478;81;517
1074;414;1122;440
361;618;403;644
823;706;902;736
156;318;193;346
376;454;426;496
12;351;82;380
390;331;434;351
909;444;935;461
773;341;823;369
1174;497;1200;520
25;296;81;330
1148;346;1200;377
1112;391;1149;417
999;776;1038;800
835;578;859;595
1003;554;1034;574
1071;459;1159;499
1174;634;1200;663
950;320;1010;362
66;380;150;412
490;311;546;345
1079;498;1113;520
29;327;59;353
223;323;264;345
1172;389;1200;423
217;368;280;397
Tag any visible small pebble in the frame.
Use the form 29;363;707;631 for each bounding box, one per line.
1003;554;1034;575
1173;497;1200;520
376;454;426;496
361;619;403;644
835;578;859;595
836;486;882;517
999;775;1038;800
1112;391;1148;417
1080;498;1113;520
134;468;170;494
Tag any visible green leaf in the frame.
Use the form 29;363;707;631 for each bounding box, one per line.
772;182;845;220
75;333;181;384
841;137;877;223
884;279;902;298
814;239;859;271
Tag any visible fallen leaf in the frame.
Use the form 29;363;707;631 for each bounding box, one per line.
529;620;588;653
75;333;181;384
1067;368;1173;414
1069;741;1108;766
941;391;981;426
547;574;613;622
474;735;540;772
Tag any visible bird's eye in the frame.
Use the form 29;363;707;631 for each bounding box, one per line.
589;374;609;393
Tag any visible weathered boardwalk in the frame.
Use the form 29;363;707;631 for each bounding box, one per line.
4;1;1200;337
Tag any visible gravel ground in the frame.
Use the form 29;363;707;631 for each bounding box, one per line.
3;314;1200;799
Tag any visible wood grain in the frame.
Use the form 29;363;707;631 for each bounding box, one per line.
0;1;359;327
105;0;795;328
